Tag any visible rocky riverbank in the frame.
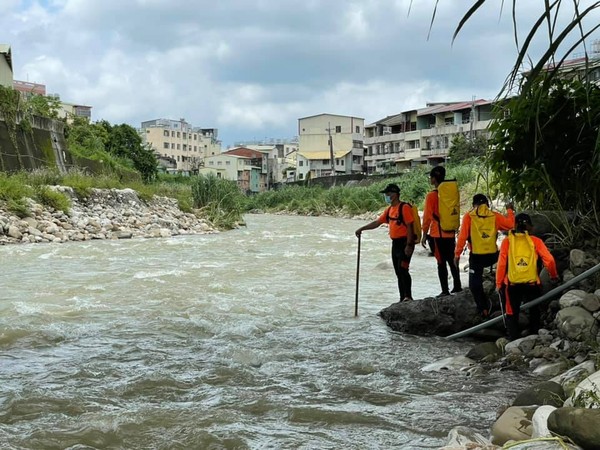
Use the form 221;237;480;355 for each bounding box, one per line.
0;186;218;245
380;246;600;449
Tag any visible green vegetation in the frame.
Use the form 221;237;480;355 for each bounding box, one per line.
191;173;245;229
245;161;486;216
34;185;71;212
65;118;158;183
429;1;600;246
0;169;195;216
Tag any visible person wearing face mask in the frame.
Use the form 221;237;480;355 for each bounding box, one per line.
355;183;416;302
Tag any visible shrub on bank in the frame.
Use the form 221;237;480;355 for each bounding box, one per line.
191;173;245;229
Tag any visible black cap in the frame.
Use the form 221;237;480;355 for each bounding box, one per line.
380;183;400;194
515;213;533;231
472;194;489;206
428;166;446;179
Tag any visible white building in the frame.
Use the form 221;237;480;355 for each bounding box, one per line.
229;140;299;187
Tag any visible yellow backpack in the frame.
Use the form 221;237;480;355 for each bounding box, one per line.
469;204;497;254
435;179;460;232
507;231;538;284
387;202;422;242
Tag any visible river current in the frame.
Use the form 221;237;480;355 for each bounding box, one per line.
0;214;529;449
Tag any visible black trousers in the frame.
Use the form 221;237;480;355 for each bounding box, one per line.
391;238;412;301
469;252;498;314
501;283;542;340
433;237;461;293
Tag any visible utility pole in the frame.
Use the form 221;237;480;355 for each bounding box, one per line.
469;95;475;140
327;122;335;176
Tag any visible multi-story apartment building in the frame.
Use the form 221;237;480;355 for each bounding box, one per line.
296;113;364;180
140;118;221;174
230;139;299;187
202;147;266;193
0;44;12;88
364;100;494;173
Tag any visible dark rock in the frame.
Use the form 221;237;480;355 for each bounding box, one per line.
548;407;600;450
378;289;480;337
512;381;565;407
466;342;502;361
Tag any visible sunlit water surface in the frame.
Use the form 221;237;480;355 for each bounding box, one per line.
0;214;530;449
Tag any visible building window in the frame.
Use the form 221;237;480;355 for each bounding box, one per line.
171;143;175;149
163;130;169;137
299;173;304;180
183;145;187;151
171;131;175;137
217;161;222;165
177;155;180;161
177;132;180;138
163;142;169;149
193;134;197;140
183;133;187;139
341;160;344;166
355;126;360;133
226;161;231;165
335;159;339;165
299;160;304;167
335;125;341;133
322;159;330;165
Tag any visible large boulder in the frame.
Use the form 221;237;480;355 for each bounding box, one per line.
550;360;596;397
512;381;565;408
378;290;480;337
548;407;600;450
491;406;536;445
565;370;600;408
555;306;598;341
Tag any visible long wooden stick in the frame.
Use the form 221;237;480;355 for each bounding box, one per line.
355;234;361;317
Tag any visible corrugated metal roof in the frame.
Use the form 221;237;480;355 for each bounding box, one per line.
298;150;351;159
298;113;364;121
420;99;492;115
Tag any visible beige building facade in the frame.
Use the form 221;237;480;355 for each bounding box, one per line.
140;118;221;173
298;113;364;176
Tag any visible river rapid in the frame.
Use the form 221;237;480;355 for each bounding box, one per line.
0;213;529;449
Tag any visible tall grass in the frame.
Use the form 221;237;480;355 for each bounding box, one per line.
246;163;483;216
191;174;245;229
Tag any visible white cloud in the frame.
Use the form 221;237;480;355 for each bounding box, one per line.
1;0;598;146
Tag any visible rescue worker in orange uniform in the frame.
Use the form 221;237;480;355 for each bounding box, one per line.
355;183;416;302
496;213;559;340
421;166;462;297
454;194;515;317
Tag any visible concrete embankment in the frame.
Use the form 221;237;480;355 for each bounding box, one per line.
0;186;217;245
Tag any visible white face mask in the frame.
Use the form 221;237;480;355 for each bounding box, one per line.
384;194;392;204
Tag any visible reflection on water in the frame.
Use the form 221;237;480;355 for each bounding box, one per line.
0;214;527;449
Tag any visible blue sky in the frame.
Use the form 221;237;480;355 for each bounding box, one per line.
2;0;598;147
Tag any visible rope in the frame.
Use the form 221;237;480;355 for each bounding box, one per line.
503;436;572;449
